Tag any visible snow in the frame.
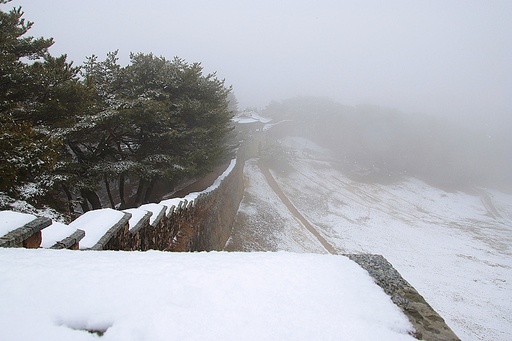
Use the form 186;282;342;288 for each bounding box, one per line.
263;119;292;131
225;159;327;253
157;198;181;215
160;158;237;215
123;208;151;231
0;210;36;237
136;204;165;226
280;136;328;155
233;117;260;124
0;249;415;341
231;136;512;341
41;222;78;248
68;209;128;249
232;112;272;124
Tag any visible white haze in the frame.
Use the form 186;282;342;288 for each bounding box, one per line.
8;0;512;133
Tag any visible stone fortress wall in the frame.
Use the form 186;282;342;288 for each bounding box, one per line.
1;155;244;252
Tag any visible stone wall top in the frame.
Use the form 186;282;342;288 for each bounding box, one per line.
345;254;461;341
68;209;131;250
159;158;237;214
123;209;152;234
0;212;51;248
137;204;166;228
49;229;85;250
41;222;85;249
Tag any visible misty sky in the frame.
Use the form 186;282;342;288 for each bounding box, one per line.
7;0;512;131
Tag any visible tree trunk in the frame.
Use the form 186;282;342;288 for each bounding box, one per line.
133;179;146;207
119;174;126;209
80;195;90;213
81;189;102;210
143;179;156;204
61;184;75;214
104;176;116;208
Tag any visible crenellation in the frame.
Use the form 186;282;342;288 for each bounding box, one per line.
0;216;51;248
87;211;132;251
49;229;85;250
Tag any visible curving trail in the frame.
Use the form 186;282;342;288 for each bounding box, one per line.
257;159;338;255
473;187;503;220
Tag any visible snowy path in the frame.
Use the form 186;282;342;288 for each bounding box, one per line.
257;159;337;254
473;187;504;220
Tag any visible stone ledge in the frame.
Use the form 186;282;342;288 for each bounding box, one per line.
344;254;460;341
129;211;152;234
0;217;51;248
138;204;167;228
89;212;131;251
49;229;85;250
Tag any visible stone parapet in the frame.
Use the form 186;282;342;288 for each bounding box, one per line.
345;254;461;341
122;209;152;251
1;156;244;253
0;216;51;248
49;229;85;250
138;203;168;250
90;212;131;251
162;161;241;251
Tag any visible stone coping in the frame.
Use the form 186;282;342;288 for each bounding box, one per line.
0;217;51;248
49;229;85;250
88;212;131;250
344;254;460;341
137;204;166;228
123;209;152;234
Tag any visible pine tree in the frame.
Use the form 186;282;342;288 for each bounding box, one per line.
0;1;58;199
0;0;54;112
77;52;236;208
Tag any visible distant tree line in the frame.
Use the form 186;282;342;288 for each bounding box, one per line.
0;0;235;214
264;97;512;192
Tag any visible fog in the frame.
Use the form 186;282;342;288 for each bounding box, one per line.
9;0;511;133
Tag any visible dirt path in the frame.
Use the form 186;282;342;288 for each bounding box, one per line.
257;159;338;254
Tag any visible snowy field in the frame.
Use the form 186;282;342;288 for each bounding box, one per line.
226;136;512;341
0;249;415;341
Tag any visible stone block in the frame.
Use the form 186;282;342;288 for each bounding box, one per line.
49;229;86;250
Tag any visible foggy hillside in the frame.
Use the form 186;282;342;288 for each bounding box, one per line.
226;132;512;341
263;97;512;193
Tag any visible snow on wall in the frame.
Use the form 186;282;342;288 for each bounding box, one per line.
68;209;130;250
137;203;166;227
0;211;36;238
41;222;80;249
160;158;237;215
0;249;417;341
0;211;51;248
123;208;152;233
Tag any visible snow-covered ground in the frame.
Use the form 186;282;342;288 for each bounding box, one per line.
226;136;512;341
0;249;416;341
